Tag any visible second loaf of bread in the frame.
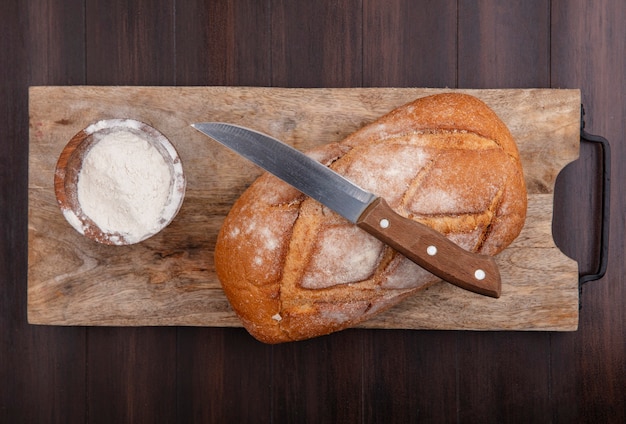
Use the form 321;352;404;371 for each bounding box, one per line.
215;93;528;343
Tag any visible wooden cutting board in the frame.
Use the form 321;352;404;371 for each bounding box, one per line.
28;86;581;330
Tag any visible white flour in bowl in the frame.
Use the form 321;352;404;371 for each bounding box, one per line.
77;129;173;244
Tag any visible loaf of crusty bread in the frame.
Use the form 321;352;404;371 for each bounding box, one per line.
215;93;527;343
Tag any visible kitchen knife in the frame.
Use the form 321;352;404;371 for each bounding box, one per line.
192;122;501;298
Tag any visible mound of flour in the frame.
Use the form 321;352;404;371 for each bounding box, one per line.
77;129;172;244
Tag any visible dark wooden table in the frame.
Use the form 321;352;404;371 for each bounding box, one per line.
2;1;624;422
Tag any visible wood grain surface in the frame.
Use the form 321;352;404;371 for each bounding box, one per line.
28;86;580;330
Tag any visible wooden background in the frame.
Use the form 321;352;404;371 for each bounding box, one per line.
1;1;623;423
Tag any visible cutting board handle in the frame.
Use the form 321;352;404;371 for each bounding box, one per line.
578;109;611;286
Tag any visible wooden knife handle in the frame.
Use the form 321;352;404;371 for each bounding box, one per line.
357;198;501;298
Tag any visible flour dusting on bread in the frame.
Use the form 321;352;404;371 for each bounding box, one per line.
215;93;527;343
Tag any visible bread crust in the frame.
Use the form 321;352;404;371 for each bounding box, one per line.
215;93;527;343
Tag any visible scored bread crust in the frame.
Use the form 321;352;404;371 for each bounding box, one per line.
215;93;527;344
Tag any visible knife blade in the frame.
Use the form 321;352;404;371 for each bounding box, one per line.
192;122;501;298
